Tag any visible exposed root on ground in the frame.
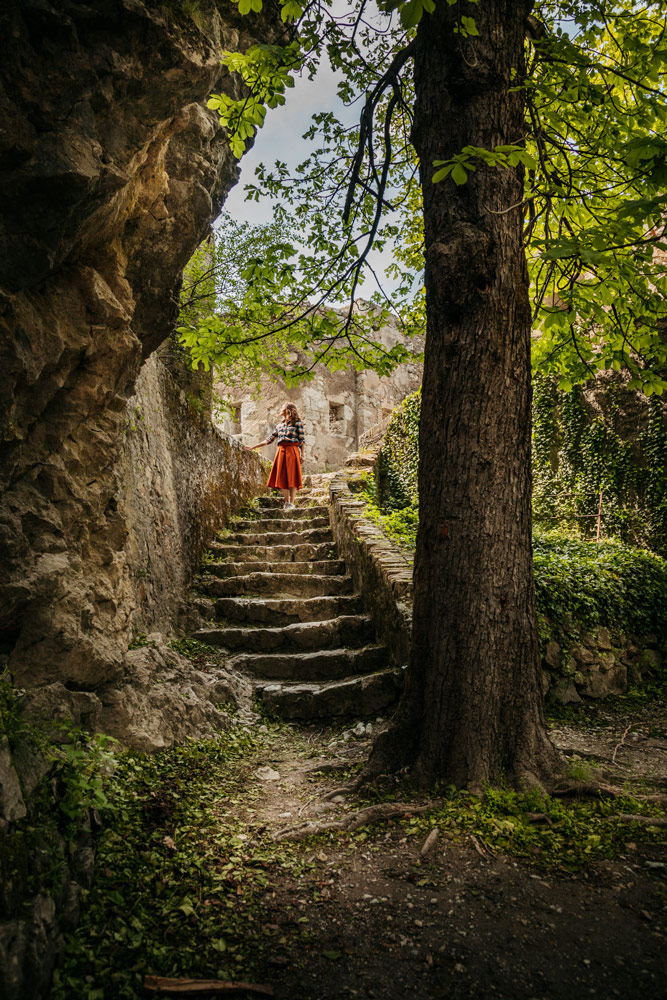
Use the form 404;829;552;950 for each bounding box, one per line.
551;781;667;804
272;800;442;842
608;815;667;827
143;975;274;995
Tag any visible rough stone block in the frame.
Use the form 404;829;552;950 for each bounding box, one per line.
0;741;27;825
552;679;582;705
544;640;561;670
596;626;613;650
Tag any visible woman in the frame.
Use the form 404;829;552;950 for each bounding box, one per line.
247;402;305;510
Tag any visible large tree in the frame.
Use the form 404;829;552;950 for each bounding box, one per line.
366;0;559;789
197;0;667;788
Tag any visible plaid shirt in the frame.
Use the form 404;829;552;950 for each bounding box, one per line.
269;420;305;449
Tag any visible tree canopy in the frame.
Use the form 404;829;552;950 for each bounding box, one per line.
178;0;667;397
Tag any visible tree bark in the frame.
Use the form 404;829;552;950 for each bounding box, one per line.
370;0;559;789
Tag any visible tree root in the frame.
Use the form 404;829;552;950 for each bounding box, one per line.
143;976;273;996
319;782;359;802
272;800;441;842
551;781;667;805
608;814;667;827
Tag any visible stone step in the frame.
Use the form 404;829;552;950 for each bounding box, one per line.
253;504;329;521
206;560;346;579
230;644;388;682
233;516;329;532
224;528;332;546
202;572;353;598
214;594;364;626
209;542;337;563
195;614;375;652
255;668;404;720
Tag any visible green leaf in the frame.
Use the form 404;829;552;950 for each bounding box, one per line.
451;162;468;185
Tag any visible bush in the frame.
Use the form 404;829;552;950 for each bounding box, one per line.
533;528;667;642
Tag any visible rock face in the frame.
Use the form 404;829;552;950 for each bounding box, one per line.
0;0;279;693
0;4;281;996
119;349;267;643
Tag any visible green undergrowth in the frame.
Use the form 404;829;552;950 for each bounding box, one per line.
404;784;667;873
547;681;667;731
51;728;312;1000
533;528;667;644
1;677;118;912
49;720;667;998
315;778;667;875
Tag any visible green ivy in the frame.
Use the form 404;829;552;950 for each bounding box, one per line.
533;529;667;644
532;375;667;555
375;388;420;511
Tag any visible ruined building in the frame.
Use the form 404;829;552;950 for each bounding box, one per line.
214;314;423;471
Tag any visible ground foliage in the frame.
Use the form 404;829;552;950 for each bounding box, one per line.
50;728;311;1000
179;0;667;397
0;677;116;921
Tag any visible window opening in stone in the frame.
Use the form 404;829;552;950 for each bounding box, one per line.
329;403;344;434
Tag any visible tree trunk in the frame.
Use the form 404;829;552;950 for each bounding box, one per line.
370;0;558;789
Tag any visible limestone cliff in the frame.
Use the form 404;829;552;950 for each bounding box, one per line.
0;0;280;694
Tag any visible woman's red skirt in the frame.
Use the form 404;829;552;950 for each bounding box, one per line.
267;442;303;490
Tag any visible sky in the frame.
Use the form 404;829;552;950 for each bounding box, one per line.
222;57;353;227
218;40;403;301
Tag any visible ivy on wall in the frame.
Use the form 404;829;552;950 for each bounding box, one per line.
532;375;667;556
375;388;420;511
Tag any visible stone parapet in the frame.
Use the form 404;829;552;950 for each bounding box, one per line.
329;461;413;668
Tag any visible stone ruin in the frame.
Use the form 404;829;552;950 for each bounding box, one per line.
214;312;423;472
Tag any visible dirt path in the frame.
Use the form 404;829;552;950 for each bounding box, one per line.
52;706;667;1000
212;713;667;1000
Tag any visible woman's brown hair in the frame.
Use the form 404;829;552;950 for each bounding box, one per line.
281;402;300;425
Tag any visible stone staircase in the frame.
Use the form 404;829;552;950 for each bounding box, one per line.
193;482;403;720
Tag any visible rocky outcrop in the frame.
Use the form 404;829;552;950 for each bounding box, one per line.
119;349;267;642
542;627;663;705
1;5;283;995
0;0;281;694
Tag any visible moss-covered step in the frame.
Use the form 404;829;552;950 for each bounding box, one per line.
209;542;337;563
246;504;330;520
214;595;365;626
195;614;375;652
205;560;346;579
232;516;330;532
229;643;388;682
255;668;404;720
224;528;332;546
201;572;353;598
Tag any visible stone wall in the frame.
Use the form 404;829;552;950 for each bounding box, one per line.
542;628;663;705
118;347;266;639
329;457;414;668
215;313;423;472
